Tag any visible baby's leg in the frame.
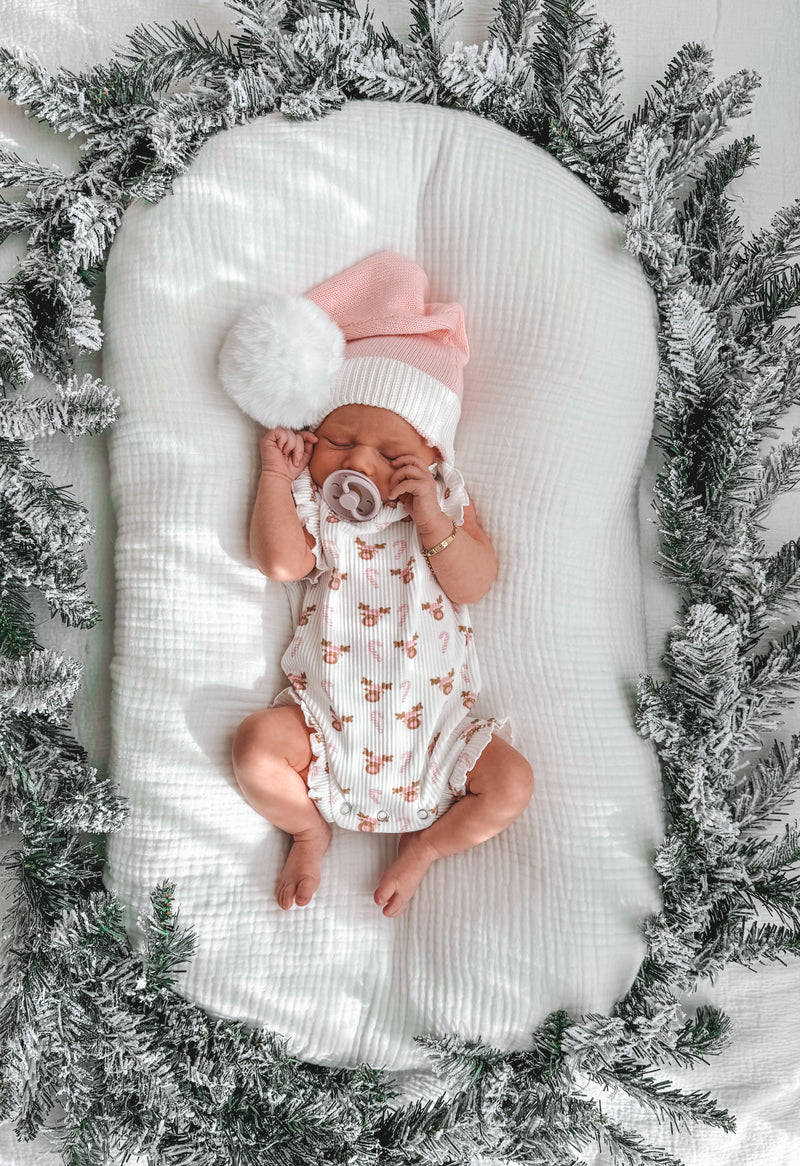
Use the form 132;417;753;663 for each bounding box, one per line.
232;705;332;910
374;735;534;918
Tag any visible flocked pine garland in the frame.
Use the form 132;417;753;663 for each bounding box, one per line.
1;0;799;1162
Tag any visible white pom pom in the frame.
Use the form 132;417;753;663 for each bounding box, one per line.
218;294;344;428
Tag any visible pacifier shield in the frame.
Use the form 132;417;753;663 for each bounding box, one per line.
322;470;382;522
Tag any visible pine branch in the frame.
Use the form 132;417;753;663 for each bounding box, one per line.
626;42;715;135
677;137;757;288
730;736;800;829
488;0;543;51
439;39;540;131
405;0;462;99
0;581;38;659
764;539;800;617
731;920;800;966
530;0;595;126
0;649;81;719
118;19;245;78
139;883;197;995
0;375;119;441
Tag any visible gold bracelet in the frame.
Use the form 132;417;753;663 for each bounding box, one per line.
421;521;459;558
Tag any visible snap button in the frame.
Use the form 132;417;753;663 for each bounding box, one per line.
339;802;352;815
377;810;389;822
417;809;429;820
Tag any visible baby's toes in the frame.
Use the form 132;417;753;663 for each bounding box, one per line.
373;876;397;909
382;892;408;918
276;880;296;911
295;876;318;906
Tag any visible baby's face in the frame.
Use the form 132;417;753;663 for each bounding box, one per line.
309;405;438;501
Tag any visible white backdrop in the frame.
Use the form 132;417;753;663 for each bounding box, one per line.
0;2;798;1163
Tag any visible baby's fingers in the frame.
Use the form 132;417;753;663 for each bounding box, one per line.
279;430;307;466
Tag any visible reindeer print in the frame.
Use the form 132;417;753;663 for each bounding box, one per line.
359;602;391;627
321;639;351;664
274;470;498;834
394;633;419;659
422;594;445;621
396;702;423;730
392;781;420;803
390;557;415;584
364;747;393;775
328;567;348;590
459;720;484;746
430;668;456;696
355;537;386;560
330;706;353;732
361;677;393;703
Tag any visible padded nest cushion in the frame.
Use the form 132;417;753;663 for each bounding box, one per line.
103;101;662;1084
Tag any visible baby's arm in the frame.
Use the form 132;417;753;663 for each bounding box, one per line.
248;428;318;581
389;456;497;605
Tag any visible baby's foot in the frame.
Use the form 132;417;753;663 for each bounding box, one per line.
373;831;438;918
276;821;332;910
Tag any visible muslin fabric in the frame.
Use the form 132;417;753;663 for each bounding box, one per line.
102;101;663;1076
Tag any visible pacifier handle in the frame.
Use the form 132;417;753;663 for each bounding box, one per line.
322;470;382;522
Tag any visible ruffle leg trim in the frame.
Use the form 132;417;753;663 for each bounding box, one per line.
270;686;337;827
443;716;513;803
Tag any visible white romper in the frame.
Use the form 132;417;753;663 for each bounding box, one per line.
273;464;507;833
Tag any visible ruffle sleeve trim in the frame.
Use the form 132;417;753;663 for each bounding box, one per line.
435;461;469;527
290;468;327;582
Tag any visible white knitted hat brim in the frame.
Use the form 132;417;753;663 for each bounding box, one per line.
329;356;460;463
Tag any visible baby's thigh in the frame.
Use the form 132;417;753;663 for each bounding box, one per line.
464;735;534;808
232;704;315;782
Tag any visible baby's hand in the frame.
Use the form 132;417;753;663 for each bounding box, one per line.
260;427;318;482
388;455;443;532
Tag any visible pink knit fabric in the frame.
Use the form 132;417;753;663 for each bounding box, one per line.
304;251;469;402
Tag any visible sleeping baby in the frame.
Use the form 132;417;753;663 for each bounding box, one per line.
219;251;533;918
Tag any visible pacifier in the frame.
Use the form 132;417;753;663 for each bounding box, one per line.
321;470;382;522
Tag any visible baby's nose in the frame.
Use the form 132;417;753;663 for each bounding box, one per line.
344;445;379;475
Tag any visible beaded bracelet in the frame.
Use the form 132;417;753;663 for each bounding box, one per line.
420;521;459;558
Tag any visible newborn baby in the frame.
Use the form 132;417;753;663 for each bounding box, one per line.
221;252;534;917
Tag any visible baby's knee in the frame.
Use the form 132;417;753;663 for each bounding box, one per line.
231;710;272;776
506;751;534;813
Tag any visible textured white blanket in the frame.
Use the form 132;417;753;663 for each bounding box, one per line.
102;101;663;1079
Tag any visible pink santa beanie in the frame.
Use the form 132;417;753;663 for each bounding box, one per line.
217;251;470;464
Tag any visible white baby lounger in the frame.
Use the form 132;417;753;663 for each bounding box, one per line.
103;101;662;1085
